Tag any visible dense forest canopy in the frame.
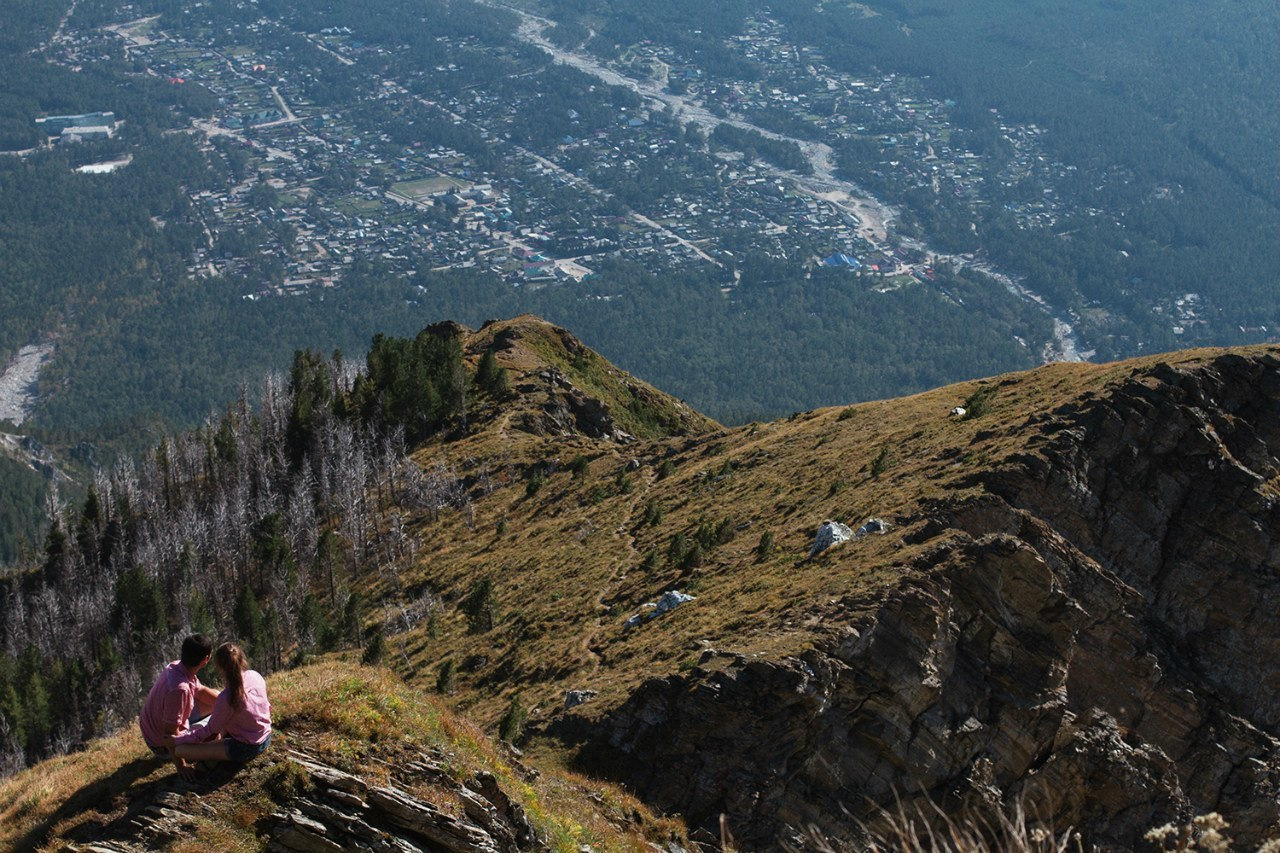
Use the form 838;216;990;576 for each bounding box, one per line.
3;0;1278;562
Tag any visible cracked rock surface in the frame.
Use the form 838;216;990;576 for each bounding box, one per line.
574;354;1280;849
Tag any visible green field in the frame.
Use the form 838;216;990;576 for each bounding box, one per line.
391;175;468;200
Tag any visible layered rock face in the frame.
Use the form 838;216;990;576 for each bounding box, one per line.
62;749;540;853
587;354;1280;848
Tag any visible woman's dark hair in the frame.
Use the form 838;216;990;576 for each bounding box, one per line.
180;634;214;667
215;643;250;710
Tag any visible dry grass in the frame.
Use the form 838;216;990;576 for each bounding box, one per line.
0;660;685;852
0;729;171;852
383;326;1280;731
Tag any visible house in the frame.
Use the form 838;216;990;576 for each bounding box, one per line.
822;253;861;269
36;112;116;135
61;125;114;142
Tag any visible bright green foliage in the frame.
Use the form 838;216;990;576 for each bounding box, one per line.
351;327;465;442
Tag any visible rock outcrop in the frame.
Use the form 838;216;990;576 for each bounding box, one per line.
60;750;541;853
575;354;1280;849
272;751;539;853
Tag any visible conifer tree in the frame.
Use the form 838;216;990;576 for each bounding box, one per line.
474;348;508;397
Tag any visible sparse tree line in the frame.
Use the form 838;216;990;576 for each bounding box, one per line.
0;325;503;774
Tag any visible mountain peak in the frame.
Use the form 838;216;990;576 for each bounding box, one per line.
459;315;719;442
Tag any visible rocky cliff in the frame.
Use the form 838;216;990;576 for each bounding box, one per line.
570;352;1280;848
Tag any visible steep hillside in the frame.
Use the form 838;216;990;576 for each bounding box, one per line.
0;661;683;852
8;317;1280;850
365;332;1280;849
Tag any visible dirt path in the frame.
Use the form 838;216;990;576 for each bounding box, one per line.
271;86;297;122
577;464;653;671
35;0;80;54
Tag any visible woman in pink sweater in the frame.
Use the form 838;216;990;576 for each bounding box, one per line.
174;643;272;763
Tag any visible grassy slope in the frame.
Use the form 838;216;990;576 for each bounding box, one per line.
369;333;1280;735
0;661;682;852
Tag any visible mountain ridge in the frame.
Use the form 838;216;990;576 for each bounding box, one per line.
4;318;1280;849
389;329;1280;848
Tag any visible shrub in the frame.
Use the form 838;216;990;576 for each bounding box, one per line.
870;447;894;479
435;659;456;695
525;468;546;497
461;578;497;633
680;542;704;570
962;386;996;420
755;531;774;561
498;693;527;744
474;348;509;397
713;517;736;546
361;627;387;665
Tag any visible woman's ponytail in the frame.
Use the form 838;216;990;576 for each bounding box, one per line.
215;643;249;710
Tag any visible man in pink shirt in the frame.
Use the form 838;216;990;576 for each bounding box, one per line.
175;642;272;765
139;635;219;775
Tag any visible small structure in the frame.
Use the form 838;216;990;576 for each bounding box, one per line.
36;111;116;135
821;253;862;270
60;125;114;143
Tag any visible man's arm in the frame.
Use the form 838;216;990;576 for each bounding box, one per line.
194;684;219;717
162;722;196;779
176;696;227;746
160;685;198;777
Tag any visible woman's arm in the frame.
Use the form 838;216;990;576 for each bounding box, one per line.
175;693;229;744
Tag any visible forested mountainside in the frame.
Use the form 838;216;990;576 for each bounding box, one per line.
4;316;1280;849
0;317;710;773
6;0;1280;570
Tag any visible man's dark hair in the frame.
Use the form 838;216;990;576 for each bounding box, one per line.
180;634;214;667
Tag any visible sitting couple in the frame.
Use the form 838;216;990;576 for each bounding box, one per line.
140;634;272;776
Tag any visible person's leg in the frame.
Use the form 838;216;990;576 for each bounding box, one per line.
175;739;230;763
226;735;270;762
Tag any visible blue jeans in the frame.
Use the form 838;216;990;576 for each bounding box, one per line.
226;732;271;762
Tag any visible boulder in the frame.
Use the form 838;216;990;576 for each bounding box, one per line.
809;521;854;556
